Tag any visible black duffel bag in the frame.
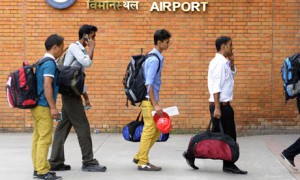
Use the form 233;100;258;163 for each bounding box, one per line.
57;65;85;96
183;119;239;169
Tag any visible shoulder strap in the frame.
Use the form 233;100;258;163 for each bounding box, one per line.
32;57;55;68
68;42;86;66
146;53;161;74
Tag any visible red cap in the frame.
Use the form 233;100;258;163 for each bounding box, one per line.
153;112;172;133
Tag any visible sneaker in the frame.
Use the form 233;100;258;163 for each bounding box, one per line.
82;164;107;172
138;163;162;171
133;158;139;164
33;171;56;178
50;164;71;171
281;152;297;170
36;172;62;180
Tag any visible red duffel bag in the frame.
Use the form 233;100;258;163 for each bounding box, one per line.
183;119;239;169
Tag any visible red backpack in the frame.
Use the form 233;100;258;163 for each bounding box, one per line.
6;58;54;109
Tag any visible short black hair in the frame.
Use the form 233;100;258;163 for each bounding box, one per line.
44;34;64;51
154;29;172;45
215;36;231;51
78;24;98;39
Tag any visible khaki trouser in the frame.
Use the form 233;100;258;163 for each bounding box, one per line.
31;106;53;175
134;100;161;165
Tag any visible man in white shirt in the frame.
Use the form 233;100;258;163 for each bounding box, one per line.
207;36;247;174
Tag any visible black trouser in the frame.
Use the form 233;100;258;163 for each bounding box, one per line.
283;137;300;160
49;95;98;167
209;104;236;168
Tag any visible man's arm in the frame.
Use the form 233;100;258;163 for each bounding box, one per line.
44;76;59;119
213;92;221;119
147;85;163;117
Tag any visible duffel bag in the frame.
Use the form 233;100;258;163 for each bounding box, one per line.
122;111;169;142
183;119;239;169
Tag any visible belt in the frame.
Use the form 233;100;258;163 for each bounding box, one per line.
209;102;230;106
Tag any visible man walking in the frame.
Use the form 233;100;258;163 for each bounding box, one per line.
49;24;107;172
31;34;64;180
207;36;247;174
133;29;171;171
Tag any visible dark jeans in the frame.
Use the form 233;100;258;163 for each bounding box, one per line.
283;137;300;160
209;104;236;168
49;95;98;167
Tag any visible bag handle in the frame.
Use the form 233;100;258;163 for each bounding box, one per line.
135;111;144;122
207;118;224;134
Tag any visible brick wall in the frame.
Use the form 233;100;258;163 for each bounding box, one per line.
0;0;299;135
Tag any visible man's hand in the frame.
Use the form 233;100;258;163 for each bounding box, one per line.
87;37;95;48
51;107;59;120
213;107;221;119
154;104;163;117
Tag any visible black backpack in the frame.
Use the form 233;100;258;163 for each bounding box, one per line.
122;52;161;106
57;43;86;97
6;57;54;109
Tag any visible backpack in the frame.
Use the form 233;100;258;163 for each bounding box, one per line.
6;58;54;109
56;44;85;97
122;111;169;142
122;52;161;106
57;65;85;96
281;53;300;102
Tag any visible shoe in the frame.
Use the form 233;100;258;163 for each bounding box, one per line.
133;158;139;164
138;163;162;171
82;164;107;172
33;171;56;178
182;151;199;170
50;164;71;171
281;152;297;170
223;165;248;175
36;172;62;180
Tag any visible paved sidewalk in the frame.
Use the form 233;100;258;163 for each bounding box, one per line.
0;133;299;180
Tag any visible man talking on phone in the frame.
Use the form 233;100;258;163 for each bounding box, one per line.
49;24;107;172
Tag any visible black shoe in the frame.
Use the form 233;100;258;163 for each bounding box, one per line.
50;164;71;171
33;171;56;178
223;165;248;175
182;151;199;170
36;172;62;180
82;164;107;172
281;152;297;170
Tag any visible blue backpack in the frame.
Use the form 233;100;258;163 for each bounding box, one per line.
122;111;169;142
281;53;300;102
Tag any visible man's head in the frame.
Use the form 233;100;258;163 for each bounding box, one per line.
154;29;172;52
215;36;233;57
45;34;64;59
78;24;98;44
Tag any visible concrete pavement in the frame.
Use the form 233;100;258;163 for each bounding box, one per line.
0;133;299;180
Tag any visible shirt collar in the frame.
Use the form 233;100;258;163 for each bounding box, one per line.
76;41;86;51
44;53;55;60
215;53;228;62
152;48;164;61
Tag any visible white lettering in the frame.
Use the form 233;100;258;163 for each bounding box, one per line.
173;2;180;11
163;2;172;11
150;1;209;12
181;2;190;12
191;2;200;11
201;2;208;11
150;2;159;11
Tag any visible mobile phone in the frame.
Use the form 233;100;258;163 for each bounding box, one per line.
83;34;89;44
55;112;62;122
